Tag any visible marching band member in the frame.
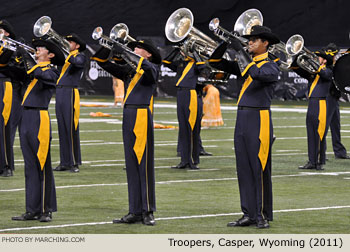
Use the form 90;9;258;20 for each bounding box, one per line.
163;48;205;169
91;39;161;226
209;25;280;228
295;48;333;170
0;20;17;177
54;33;86;173
12;38;65;222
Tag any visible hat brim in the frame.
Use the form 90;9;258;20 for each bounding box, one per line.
242;32;280;45
66;36;86;52
128;41;161;64
32;38;66;66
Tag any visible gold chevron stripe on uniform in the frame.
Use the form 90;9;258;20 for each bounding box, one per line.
133;108;148;165
176;61;194;86
74;88;80;130
318;99;327;141
188;90;197;130
124;58;145;103
22;79;38;105
149;95;154;114
37;110;50;171
258;110;270;171
57;50;78;84
2;81;12;126
308;74;320;97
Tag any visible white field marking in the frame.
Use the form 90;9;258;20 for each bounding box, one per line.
1;205;350;233
2;172;350;193
275;149;301;152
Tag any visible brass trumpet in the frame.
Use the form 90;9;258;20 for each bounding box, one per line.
0;29;35;55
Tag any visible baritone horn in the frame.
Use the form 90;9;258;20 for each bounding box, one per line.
285;34;320;74
165;8;218;58
33;16;70;55
0;29;36;55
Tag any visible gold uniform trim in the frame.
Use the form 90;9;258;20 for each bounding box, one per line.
74;88;80;130
57;50;79;85
37;110;50;171
22;79;38;105
124;57;145;103
308;74;320;97
90;56;108;62
188;90;198;130
149;95;154;114
2;81;12;126
176;61;194;86
258;110;270;171
133;108;148;165
318;99;327;141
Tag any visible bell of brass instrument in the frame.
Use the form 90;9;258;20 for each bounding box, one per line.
109;23;136;44
165;8;218;58
268;42;294;71
0;29;36;55
285;34;320;74
33;16;70;55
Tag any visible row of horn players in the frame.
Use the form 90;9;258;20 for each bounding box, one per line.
1;8;349;92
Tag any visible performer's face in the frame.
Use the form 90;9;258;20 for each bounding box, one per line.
248;36;268;56
134;47;151;60
35;46;54;62
69;40;80;52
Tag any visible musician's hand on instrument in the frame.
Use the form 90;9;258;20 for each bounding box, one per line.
228;37;243;52
112;43;124;55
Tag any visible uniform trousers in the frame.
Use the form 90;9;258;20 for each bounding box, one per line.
326;95;347;157
123;106;156;214
177;88;201;166
56;87;81;167
20;109;57;214
234;108;273;221
306;98;327;165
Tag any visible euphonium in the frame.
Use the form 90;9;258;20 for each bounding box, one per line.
109;23;136;44
285;34;320;74
33;16;70;55
165;8;218;59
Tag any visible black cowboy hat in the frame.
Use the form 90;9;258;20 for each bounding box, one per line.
0;19;16;39
65;33;86;52
242;25;280;45
127;39;161;64
323;43;339;57
314;49;333;66
32;38;65;66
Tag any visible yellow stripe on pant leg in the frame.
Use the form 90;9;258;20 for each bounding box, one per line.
318;99;326;141
2;81;12;126
37;111;50;171
133;108;148;165
188;90;197;130
74;88;80;130
258;110;270;171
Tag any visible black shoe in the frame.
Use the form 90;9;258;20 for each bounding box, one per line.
189;165;199;170
12;212;40;221
53;165;69;171
171;163;190;169
142;212;156;226
199;151;212;156
316;164;324;171
0;168;13;177
70;165;80;173
227;216;256;227
298;162;316;170
335;155;350;159
256;219;270;229
39;212;52;222
113;213;142;224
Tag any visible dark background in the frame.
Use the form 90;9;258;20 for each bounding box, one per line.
2;0;349;99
